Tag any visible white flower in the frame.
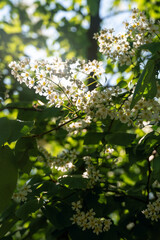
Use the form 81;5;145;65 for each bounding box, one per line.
71;201;82;211
93;224;103;235
70;214;78;224
12;184;32;203
36;70;46;80
21;71;30;79
30;61;39;71
103;219;112;231
27;78;35;88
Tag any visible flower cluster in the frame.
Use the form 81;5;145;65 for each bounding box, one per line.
81;60;104;76
8;58;104;108
12;184;32;203
9;58;160;131
38;146;78;172
62;86;160;131
38;144;105;184
38;146;103;186
94;8;159;65
142;195;160;221
70;200;112;235
83;156;102;188
38;145;104;184
64;116;92;135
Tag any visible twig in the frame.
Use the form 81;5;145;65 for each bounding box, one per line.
146;157;152;203
107;118;115;133
28;115;79;138
117;89;133;111
45;77;76;111
107;189;146;203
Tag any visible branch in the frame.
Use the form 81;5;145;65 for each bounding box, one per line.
107;189;146;203
29;116;79;138
0;106;43;112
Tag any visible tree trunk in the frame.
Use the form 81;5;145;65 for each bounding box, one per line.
87;0;101;90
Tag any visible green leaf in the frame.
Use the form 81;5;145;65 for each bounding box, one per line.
58;175;88;189
0;215;19;238
41;181;60;197
118;63;129;72
103;227;118;240
0;118;10;146
17;106;62;121
130;59;157;109
139;42;160;54
56;128;68;139
15;138;37;173
152;156;160;181
69;225;97;240
37;107;62;120
103;117;130;133
117;80;127;88
0;146;18;213
0;118;34;146
84;132;103;145
8;120;34;142
17;109;37;121
105;132;136;146
42;203;72;229
126;147;146;164
135;131;160;155
15;199;43;220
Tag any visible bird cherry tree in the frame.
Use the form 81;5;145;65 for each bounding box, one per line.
0;8;160;240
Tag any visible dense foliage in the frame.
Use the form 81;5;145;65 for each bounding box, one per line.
1;1;160;240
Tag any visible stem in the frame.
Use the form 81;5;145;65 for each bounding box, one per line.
117;89;133;111
86;80;97;87
106;90;133;133
63;104;75;113
45;77;75;110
